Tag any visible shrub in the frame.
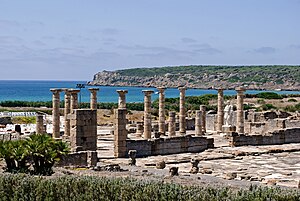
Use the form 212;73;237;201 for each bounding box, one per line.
288;98;298;102
257;99;266;104
0;134;69;175
262;104;277;111
257;92;282;99
0;175;300;200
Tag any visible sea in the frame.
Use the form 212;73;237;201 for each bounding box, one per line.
0;80;299;103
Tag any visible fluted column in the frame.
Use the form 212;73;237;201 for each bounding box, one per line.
217;88;224;133
178;87;186;135
142;90;154;139
200;105;206;133
168;111;176;137
69;89;80;113
88;88;99;110
195;110;203;136
50;88;62;138
157;87;166;135
116;90;128;109
64;89;71;136
236;87;246;133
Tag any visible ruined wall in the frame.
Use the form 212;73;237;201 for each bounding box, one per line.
56;151;97;167
229;128;300;147
69;109;97;152
126;135;214;157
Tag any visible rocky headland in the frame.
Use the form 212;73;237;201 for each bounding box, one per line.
88;65;300;90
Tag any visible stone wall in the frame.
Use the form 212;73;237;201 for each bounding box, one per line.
69;109;97;152
229;128;300;147
125;135;214;157
56;151;97;167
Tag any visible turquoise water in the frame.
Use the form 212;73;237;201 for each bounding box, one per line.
0;80;299;103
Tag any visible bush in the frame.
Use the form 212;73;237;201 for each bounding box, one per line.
262;104;277;111
0;175;300;200
288;98;297;102
0;134;69;175
257;92;283;99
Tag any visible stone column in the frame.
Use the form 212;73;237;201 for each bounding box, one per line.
114;108;128;157
64;89;71;136
136;122;144;137
50;88;62;138
236;87;246;133
195;110;203;136
200;105;206;133
88;88;99;110
168;111;176;137
178;87;186;135
117;90;128;109
36;114;45;134
157;87;166;135
142;90;154;139
69;89;80;113
217;88;224;133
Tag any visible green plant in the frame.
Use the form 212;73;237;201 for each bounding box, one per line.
26;134;70;175
0;134;70;176
257;99;266;104
0;140;29;173
257;92;283;99
261;104;277;111
288;98;297;102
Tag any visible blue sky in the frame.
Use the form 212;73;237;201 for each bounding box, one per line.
0;0;299;81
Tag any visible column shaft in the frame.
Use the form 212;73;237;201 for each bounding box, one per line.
36;114;45;134
217;89;224;133
236;87;245;133
64;90;71;136
70;89;80;113
157;87;166;135
50;89;62;138
89;88;99;110
168;111;176;137
142;90;154;139
200;105;206;133
195;110;203;136
178;87;186;135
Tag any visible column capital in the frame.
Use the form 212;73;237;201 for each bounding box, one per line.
88;87;100;92
69;89;80;94
235;86;246;93
157;87;166;93
50;88;62;93
216;87;224;92
63;88;71;94
116;90;128;95
178;86;187;92
142;90;154;96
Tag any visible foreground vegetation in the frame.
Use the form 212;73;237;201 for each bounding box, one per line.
0;174;299;201
0;134;69;175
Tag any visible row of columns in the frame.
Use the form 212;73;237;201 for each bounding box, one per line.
48;88;99;138
115;87;205;139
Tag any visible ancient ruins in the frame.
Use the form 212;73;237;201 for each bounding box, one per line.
11;85;298;187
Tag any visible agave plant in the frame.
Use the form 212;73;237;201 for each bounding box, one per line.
26;134;69;175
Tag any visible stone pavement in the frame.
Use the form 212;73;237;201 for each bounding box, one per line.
96;127;300;188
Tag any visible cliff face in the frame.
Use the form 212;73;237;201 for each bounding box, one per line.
88;66;300;90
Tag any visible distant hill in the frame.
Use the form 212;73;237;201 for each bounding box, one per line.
89;65;300;90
